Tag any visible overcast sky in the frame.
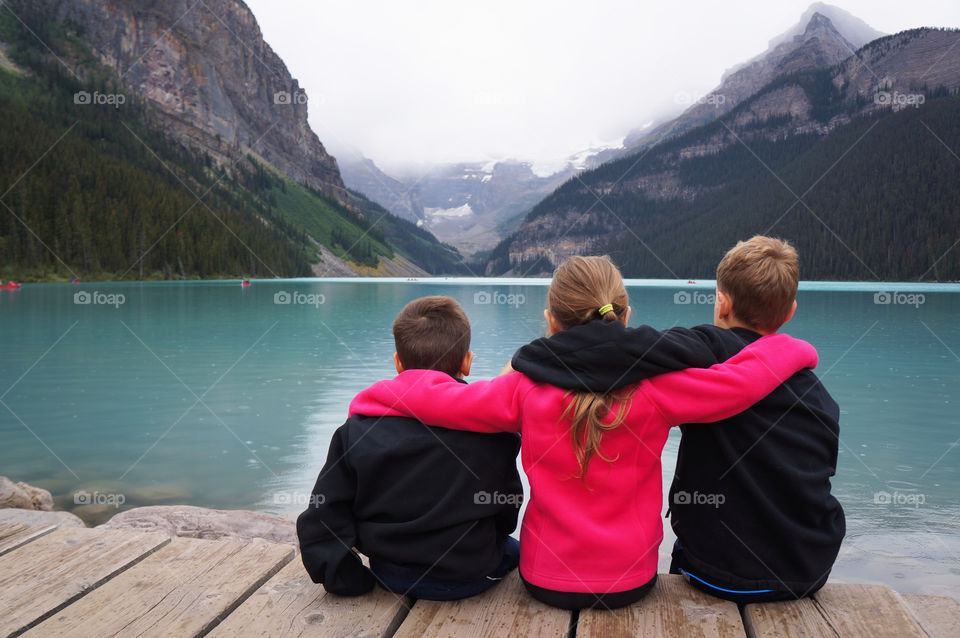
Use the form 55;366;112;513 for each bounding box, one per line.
244;1;960;172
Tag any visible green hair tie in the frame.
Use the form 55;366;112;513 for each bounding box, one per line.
598;304;614;316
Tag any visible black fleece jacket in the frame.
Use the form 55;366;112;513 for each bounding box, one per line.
512;321;844;594
296;387;522;596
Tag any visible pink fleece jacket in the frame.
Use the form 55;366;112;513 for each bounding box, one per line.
350;333;818;594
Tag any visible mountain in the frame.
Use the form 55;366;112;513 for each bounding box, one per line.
0;0;465;278
486;25;960;280
623;5;884;152
338;157;424;223
340;157;576;257
764;2;884;53
543;5;884;184
43;0;347;204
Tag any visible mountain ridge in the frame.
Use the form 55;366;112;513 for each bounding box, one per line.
622;7;881;152
485;24;960;280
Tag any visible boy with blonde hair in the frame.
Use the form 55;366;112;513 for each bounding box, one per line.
511;236;844;602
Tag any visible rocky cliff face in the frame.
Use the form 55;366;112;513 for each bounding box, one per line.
47;0;346;202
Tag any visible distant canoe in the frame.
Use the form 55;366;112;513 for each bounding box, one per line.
0;281;21;289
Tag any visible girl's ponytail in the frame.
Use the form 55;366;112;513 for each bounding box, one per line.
547;256;632;481
598;303;618;323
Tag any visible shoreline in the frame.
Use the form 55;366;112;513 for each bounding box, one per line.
6;277;960;290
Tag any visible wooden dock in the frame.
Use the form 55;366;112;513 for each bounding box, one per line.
1;520;957;638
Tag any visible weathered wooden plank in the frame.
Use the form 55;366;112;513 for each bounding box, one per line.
22;537;294;638
394;570;570;638
0;523;56;557
0;522;27;540
902;593;960;638
208;558;412;638
743;597;838;638
811;584;927;638
578;574;744;638
0;527;168;637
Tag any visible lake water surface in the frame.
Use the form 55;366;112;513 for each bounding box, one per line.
1;278;958;597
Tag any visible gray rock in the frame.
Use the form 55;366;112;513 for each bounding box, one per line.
41;0;347;204
0;476;54;511
0;507;86;528
98;505;296;546
16;482;54;511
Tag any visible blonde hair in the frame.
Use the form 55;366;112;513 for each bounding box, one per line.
716;236;798;333
548;256;632;480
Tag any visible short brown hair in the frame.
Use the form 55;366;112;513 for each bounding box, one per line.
716;235;798;333
393;296;471;376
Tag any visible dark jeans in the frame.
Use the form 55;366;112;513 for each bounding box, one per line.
371;536;520;601
521;572;658;610
670;540;803;604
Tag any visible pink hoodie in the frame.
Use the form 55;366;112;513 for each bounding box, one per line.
350;333;818;594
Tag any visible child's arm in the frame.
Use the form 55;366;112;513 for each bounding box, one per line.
642;333;818;426
349;370;529;434
512;322;723;391
296;425;375;596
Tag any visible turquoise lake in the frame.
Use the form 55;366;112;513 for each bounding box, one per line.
1;278;958;597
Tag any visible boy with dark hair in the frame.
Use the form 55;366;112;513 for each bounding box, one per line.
297;296;522;599
511;237;844;602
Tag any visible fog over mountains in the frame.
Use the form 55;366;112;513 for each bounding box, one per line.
337;2;960;276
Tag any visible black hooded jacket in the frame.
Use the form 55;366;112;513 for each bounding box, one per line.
511;321;844;594
296;385;522;595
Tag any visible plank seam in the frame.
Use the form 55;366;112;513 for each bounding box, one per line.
0;525;57;558
567;609;579;638
894;591;936;638
739;603;760;638
381;595;415;638
9;535;171;638
810;594;845;638
195;546;296;637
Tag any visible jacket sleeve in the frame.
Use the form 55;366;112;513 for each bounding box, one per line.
641;333;818;426
296;425;375;595
349;370;527;434
511;322;722;392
